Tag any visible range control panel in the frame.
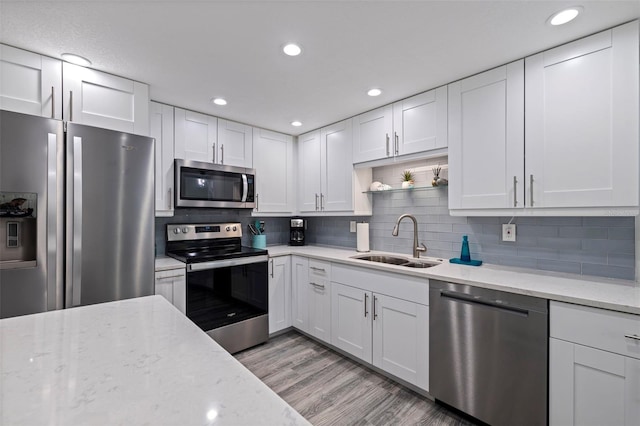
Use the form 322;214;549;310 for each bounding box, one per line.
166;223;242;241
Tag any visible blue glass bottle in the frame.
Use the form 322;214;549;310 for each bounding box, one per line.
460;235;471;262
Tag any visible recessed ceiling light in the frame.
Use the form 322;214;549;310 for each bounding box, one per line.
61;53;92;67
367;88;382;97
283;43;302;56
212;98;227;106
291;121;302;127
548;7;582;26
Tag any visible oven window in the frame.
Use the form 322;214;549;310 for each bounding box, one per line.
180;167;243;202
186;261;268;331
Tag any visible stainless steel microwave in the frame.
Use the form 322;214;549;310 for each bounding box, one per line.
174;159;256;209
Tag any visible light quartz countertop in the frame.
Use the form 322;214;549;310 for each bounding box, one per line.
154;255;186;271
0;295;309;426
265;245;640;315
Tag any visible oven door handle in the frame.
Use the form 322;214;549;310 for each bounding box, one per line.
241;174;248;202
187;255;268;272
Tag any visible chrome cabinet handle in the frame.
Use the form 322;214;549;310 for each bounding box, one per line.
529;174;534;207
156;274;184;280
320;193;325;211
212;143;216;163
394;132;399;155
315;193;319;211
168;188;172;209
513;176;518;207
310;282;325;289
385;133;390;156
220;144;224;164
270;259;274;278
310;266;326;272
255;194;259;211
69;90;73;121
51;86;55;118
625;334;640;341
364;293;369;318
373;295;378;320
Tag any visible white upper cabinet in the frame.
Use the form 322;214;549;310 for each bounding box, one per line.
352;87;447;164
253;128;294;214
150;102;175;216
63;62;149;135
174;108;217;162
0;44;62;119
298;120;354;213
448;61;525;210
217;119;253;168
525;21;639;210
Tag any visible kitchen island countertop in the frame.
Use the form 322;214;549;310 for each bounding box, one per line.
0;295;309;426
266;245;640;315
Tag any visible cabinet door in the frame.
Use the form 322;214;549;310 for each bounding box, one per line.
217;119;253;168
63;62;149;135
154;268;186;315
331;282;372;363
298;130;322;212
150;102;175;216
322;119;353;211
291;256;309;332
352;105;393;163
448;61;525;210
0;44;62;119
526;21;639;209
393;86;447;156
268;256;291;334
174;108;217;162
550;338;640;426
308;277;331;343
253;128;294;213
373;294;429;391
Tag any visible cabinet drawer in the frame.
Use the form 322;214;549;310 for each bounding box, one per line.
550;301;640;360
309;259;331;279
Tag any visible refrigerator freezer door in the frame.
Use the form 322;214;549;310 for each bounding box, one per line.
0;110;64;318
65;123;154;307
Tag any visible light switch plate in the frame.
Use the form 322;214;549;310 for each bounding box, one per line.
502;224;516;242
350;221;357;233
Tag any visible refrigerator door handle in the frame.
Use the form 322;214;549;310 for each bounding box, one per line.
66;136;83;307
48;132;63;310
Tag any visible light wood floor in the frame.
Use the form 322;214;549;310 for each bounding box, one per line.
235;330;476;426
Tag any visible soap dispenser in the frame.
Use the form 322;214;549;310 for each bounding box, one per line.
460;235;471;262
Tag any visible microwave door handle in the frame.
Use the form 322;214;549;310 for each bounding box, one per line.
241;174;248;202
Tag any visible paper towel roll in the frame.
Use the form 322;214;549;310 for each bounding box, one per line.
356;222;370;252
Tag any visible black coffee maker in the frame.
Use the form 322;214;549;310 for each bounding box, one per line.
289;218;306;246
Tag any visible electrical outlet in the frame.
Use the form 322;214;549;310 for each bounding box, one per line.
502;224;516;242
350;221;357;233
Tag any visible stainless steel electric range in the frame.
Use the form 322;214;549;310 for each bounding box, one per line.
166;223;269;354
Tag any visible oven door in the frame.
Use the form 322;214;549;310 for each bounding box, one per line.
186;256;268;335
175;159;255;209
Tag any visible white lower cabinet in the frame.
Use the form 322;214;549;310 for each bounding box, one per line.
307;260;331;342
268;256;291;334
331;265;429;391
550;301;640;426
154;268;186;315
291;256;309;332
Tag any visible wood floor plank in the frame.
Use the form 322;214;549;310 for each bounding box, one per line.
235;331;476;426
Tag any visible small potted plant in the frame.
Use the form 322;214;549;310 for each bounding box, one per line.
401;170;415;189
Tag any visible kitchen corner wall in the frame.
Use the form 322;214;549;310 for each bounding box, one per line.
306;158;636;281
154;210;290;256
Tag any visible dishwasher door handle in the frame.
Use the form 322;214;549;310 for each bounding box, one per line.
440;290;529;316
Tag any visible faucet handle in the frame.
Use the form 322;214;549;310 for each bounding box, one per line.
416;243;427;253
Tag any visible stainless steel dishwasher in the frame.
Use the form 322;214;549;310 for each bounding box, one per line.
429;280;548;426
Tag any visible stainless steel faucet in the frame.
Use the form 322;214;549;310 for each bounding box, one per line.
392;214;427;258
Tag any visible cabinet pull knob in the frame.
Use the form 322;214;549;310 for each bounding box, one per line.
364;293;369;317
529;174;534;207
385;133;390;156
51;86;55;118
394;132;399;155
625;334;640;341
513;176;518;207
373;295;378;320
69;90;73;121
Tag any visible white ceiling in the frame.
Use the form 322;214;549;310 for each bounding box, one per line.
1;1;638;135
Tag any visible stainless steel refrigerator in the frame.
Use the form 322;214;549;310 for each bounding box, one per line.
0;110;154;318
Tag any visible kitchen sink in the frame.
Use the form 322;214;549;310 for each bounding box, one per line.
351;254;441;268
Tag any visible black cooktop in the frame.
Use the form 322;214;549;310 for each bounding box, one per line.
166;244;267;264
